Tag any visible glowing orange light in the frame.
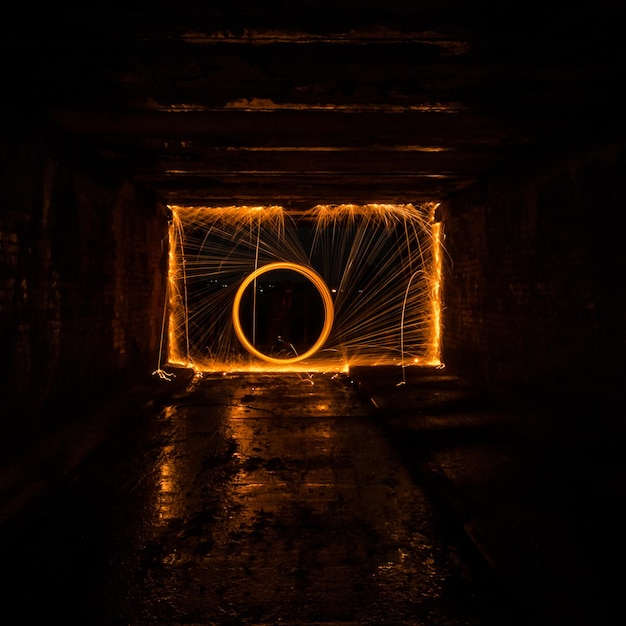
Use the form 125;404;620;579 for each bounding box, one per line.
163;203;444;374
232;262;334;364
429;220;443;364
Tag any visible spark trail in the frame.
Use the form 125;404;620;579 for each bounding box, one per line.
166;203;443;373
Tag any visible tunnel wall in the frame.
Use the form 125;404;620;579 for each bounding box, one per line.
440;138;625;402
0;117;169;428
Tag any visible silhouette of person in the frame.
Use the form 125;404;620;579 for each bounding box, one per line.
266;280;295;350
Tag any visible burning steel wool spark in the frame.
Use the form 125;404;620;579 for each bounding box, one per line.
164;203;443;373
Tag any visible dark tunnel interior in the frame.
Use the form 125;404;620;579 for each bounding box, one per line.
1;2;625;624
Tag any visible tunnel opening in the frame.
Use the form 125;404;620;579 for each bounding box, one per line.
165;203;442;373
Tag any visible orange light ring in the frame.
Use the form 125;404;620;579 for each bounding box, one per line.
232;262;334;364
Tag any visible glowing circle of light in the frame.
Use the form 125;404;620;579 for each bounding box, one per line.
232;262;334;364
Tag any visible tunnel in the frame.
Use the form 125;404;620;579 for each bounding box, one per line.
1;3;625;625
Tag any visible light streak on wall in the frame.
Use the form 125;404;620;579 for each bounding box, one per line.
165;203;443;372
429;218;443;365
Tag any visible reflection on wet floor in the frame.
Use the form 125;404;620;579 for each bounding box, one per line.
120;373;508;624
1;372;511;625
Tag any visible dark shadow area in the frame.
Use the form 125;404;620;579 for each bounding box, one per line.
353;365;626;626
239;273;325;358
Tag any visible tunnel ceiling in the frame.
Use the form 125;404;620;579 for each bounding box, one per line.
3;1;622;209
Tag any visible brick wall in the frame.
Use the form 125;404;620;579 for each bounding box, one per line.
441;139;625;401
0;117;169;425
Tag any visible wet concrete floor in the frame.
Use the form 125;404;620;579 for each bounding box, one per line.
0;371;515;625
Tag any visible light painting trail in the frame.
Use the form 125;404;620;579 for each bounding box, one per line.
232;262;334;365
165;203;443;373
